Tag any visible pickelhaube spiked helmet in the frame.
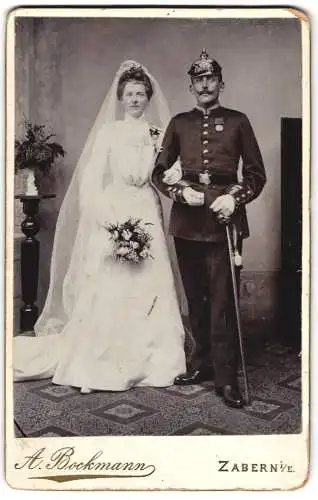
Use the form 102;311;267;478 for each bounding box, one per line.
188;49;222;79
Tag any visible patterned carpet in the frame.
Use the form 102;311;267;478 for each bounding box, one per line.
13;323;301;437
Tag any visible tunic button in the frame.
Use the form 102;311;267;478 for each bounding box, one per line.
203;123;208;128
203;131;208;135
203;140;208;144
203;159;209;164
203;149;209;154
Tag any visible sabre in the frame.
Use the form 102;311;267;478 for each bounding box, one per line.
225;223;250;405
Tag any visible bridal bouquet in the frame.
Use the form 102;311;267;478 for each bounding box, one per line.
105;218;154;263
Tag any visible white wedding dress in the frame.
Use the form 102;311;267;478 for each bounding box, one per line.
13;115;186;391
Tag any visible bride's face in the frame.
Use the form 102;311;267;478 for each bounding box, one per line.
121;81;149;118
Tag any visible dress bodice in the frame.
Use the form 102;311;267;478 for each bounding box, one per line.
108;115;157;187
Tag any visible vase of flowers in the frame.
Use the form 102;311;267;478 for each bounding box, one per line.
15;120;66;196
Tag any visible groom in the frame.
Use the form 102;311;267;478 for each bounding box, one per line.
152;50;266;408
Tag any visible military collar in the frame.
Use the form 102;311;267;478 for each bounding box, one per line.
193;103;221;116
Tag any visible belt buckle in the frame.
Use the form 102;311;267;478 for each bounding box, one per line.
199;170;211;185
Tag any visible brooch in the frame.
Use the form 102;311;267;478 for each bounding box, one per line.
149;124;162;153
149;124;161;138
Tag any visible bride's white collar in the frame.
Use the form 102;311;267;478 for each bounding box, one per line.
124;112;147;123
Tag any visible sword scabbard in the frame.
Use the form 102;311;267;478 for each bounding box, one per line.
226;224;250;405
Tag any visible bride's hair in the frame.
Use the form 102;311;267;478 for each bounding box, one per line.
116;66;154;101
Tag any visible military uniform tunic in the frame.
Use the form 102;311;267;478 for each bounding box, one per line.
152;106;266;241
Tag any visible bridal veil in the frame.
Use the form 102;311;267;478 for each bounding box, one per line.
34;60;175;337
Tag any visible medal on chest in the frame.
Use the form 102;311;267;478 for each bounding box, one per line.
214;116;224;132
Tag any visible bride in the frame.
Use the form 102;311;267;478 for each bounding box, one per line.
13;60;186;392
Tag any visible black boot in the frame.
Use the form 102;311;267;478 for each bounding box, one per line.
215;385;244;408
174;367;214;385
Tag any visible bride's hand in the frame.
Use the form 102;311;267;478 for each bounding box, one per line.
163;164;182;185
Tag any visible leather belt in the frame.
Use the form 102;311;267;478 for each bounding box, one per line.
183;170;238;186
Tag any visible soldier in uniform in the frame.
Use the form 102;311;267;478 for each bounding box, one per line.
151;49;266;408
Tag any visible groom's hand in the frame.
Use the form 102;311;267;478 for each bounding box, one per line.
183;187;205;206
210;194;235;223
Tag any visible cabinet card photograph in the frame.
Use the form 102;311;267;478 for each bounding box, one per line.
5;6;310;491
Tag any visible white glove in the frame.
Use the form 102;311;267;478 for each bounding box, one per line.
183;187;205;206
210;194;235;223
163;164;182;185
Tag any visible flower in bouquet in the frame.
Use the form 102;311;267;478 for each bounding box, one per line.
112;230;119;241
116;246;130;257
104;217;154;263
140;248;150;259
130;241;140;250
122;229;133;241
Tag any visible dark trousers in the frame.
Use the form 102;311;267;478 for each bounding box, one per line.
174;237;242;387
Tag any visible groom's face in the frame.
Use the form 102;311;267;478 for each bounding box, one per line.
190;74;224;108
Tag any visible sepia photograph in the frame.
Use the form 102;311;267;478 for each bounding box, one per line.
5;6;310;491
